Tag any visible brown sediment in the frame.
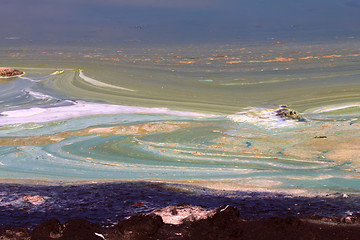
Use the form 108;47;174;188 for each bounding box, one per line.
0;122;200;146
284;135;360;168
298;56;320;60
226;57;296;64
225;53;360;65
322;54;343;58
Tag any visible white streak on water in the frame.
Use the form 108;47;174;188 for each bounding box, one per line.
311;103;360;113
227;107;301;128
25;90;56;100
79;70;135;92
0;101;215;125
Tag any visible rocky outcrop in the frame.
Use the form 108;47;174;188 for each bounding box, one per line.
0;67;24;77
2;206;360;240
274;105;306;122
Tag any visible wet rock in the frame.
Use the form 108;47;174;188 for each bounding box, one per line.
117;214;163;238
5;205;360;240
314;136;327;139
151;204;215;224
188;205;242;240
61;219;103;240
0;67;24;77
0;227;30;240
31;219;103;240
274;105;306;122
341;216;356;223
31;218;62;240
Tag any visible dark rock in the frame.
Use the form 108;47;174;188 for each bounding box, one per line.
0;67;24;77
0;227;30;240
31;218;62;240
117;214;163;238
5;206;360;240
61;219;103;240
188;206;242;240
274;105;306;122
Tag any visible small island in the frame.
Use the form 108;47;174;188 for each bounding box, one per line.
0;67;24;78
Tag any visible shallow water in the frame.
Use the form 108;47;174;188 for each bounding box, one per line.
1;41;360;195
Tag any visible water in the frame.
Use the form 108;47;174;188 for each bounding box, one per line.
1;0;360;197
1;41;360;196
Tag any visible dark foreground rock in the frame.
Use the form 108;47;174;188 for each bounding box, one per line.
0;67;24;77
2;206;360;240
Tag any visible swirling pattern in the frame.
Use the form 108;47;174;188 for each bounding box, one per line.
1;48;360;194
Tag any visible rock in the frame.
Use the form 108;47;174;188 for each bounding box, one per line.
274;105;306;122
188;206;242;239
31;218;62;240
314;136;327;139
118;214;163;237
0;67;24;78
22;195;45;205
4;207;360;240
0;227;30;240
31;219;103;240
151;204;215;225
61;219;103;240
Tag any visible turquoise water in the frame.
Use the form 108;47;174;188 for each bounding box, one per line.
1;41;360;195
1;0;360;196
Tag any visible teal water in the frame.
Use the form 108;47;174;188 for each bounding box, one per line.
1;41;360;195
1;0;360;196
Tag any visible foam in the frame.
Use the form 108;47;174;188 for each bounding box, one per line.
227;107;301;128
25;90;57;100
79;70;135;92
0;101;214;125
311;103;360;114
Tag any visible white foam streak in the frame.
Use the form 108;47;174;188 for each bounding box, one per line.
0;101;214;125
227;107;299;128
311;103;360;113
79;70;135;92
26;90;56;100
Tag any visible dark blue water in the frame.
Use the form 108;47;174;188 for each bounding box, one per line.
0;182;359;228
1;0;360;46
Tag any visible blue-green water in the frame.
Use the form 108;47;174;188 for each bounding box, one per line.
1;41;360;196
1;0;360;196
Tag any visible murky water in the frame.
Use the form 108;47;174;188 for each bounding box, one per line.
1;41;360;195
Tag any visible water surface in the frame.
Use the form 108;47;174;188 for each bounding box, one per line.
1;41;360;196
1;0;360;197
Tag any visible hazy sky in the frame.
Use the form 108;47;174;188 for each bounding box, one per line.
1;0;360;46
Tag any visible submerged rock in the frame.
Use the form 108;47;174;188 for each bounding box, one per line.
0;67;24;78
22;195;45;205
151;204;215;225
274;105;306;122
